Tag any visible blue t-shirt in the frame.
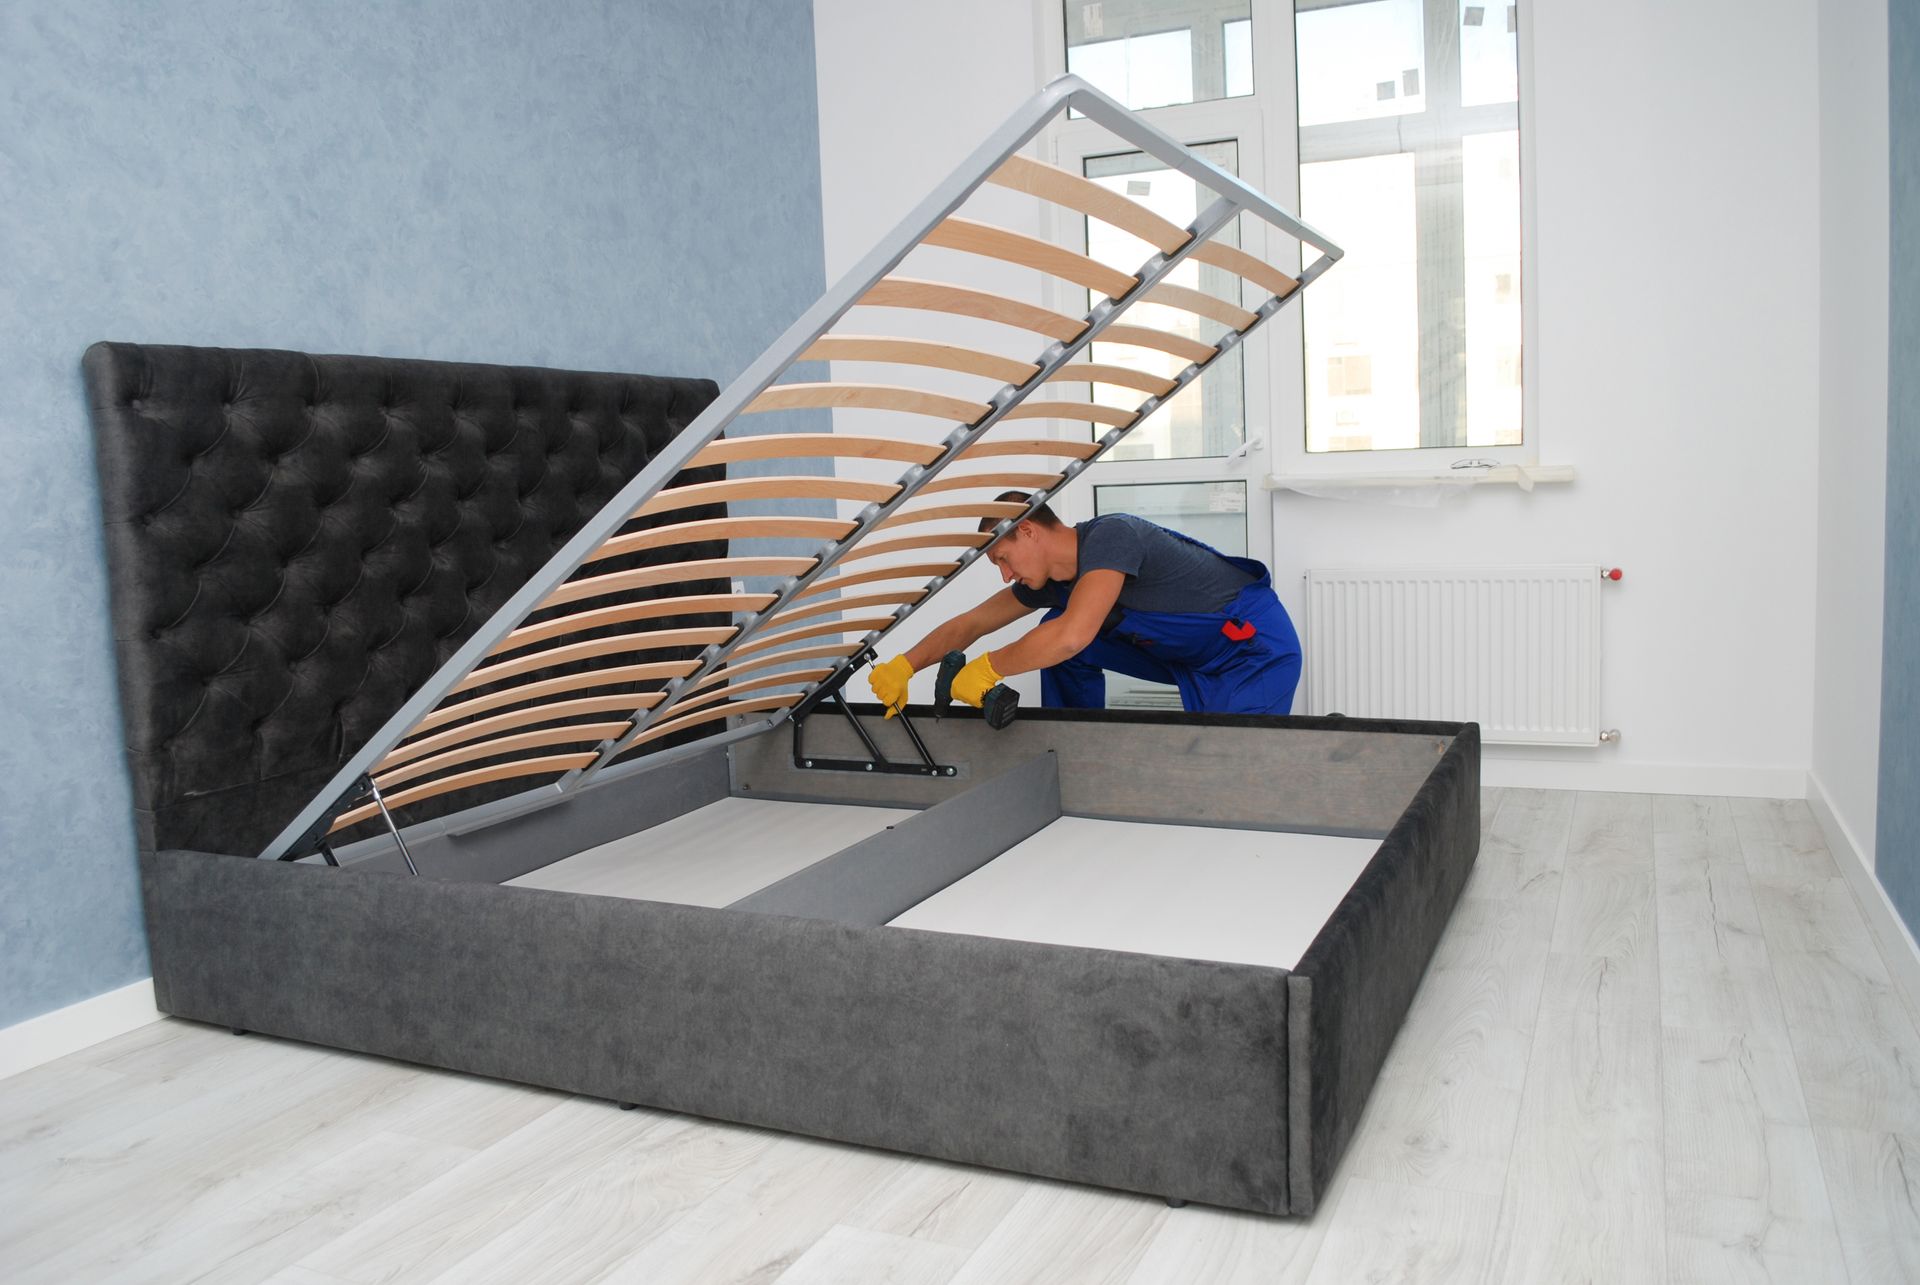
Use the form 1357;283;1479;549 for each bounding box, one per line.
1011;514;1256;618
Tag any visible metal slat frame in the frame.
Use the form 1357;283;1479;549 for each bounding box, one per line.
258;74;1342;861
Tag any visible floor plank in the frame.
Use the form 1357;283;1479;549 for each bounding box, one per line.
1815;1126;1920;1283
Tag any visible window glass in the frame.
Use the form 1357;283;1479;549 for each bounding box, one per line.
1064;1;1254;110
1460;1;1520;107
1463;130;1523;445
1295;0;1426;127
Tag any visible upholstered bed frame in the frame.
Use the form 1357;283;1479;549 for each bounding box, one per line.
87;338;1478;1217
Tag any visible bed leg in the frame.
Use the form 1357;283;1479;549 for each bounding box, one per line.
617;1101;638;1111
230;1027;249;1036
1164;1198;1187;1208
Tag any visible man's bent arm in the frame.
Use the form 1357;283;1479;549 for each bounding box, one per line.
985;570;1125;676
901;589;1032;671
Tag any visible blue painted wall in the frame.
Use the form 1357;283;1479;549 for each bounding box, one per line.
1881;0;1920;931
0;0;825;1027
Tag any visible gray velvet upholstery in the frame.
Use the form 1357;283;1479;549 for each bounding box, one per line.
145;846;1292;1212
728;753;1061;925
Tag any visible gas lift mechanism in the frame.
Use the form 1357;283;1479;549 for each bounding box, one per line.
788;646;1020;778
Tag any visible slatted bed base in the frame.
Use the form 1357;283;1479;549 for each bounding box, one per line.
259;72;1343;860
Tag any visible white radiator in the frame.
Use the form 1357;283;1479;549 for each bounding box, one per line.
1303;564;1606;747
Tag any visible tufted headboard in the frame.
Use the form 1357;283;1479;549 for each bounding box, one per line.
85;342;723;860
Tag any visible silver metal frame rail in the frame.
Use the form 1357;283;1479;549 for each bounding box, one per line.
258;73;1342;862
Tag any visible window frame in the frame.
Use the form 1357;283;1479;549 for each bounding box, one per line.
1034;0;1541;480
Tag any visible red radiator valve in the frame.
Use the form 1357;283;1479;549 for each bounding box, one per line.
1605;568;1624;582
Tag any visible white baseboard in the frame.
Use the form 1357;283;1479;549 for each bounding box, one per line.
1806;769;1920;1033
0;978;163;1082
1481;754;1805;798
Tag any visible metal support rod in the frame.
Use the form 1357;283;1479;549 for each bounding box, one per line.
893;708;938;770
830;690;888;764
369;782;421;877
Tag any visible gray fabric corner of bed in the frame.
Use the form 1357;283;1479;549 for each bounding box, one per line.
86;341;1480;1217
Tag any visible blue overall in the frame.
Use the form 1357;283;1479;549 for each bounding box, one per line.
1037;534;1302;716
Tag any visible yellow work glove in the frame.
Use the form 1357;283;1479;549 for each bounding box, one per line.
951;652;1004;709
868;655;915;719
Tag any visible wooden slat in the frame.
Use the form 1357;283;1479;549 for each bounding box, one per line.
689;432;945;469
382;695;658;770
1189;241;1300;299
794;561;960;601
633;476;900;520
1002;400;1137;428
730;616;899;659
459;627;732;690
915;471;1063;496
875;502;1027;531
616;694;805;756
836;531;995;562
377;721;631;792
738;385;989;425
661;668;832;720
1141;282;1257;330
957;438;1100;461
859;278;1087;343
1093;324;1217;365
759;589;925;629
545;557;815;609
695;642;865;689
986;154;1191;254
800;335;1040;385
332;754;596;831
421;660;697;733
492;593;772;655
923;216;1138;298
584;516;855;567
1044;363;1178;396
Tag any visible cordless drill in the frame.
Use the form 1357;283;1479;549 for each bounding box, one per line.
934;650;1020;730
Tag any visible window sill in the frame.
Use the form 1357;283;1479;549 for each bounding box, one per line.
1264;463;1574;504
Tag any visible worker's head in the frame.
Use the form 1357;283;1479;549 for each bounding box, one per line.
982;492;1066;590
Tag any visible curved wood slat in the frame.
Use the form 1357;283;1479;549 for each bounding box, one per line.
634;475;900;520
1141;283;1258;331
957;438;1100;461
1044;363;1178;396
461;627;732;690
688;432;945;469
740;384;988;425
546;557;815;609
730;616;899;659
1002;400;1136;428
799;336;1040;386
759;589;925;630
986;154;1191;255
661;668;831;720
875;503;1027;531
794;561;960;602
859;278;1087;343
585;516;856;567
333;754;597;831
377;721;632;792
1093;324;1217;365
383;694;660;771
696;642;865;689
1189;241;1300;299
836;531;994;562
915;471;1063;496
424;660;697;733
618;694;805;756
923;217;1138;299
493;594;771;655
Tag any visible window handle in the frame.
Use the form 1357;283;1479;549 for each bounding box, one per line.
1227;435;1265;463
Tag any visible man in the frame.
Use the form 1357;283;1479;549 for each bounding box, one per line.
868;493;1302;717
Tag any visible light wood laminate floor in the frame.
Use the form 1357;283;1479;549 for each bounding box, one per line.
5;790;1917;1283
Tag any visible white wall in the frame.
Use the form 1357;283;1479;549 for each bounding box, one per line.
1811;0;1889;862
813;0;1826;794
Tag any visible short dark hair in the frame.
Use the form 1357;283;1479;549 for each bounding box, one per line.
979;491;1063;534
